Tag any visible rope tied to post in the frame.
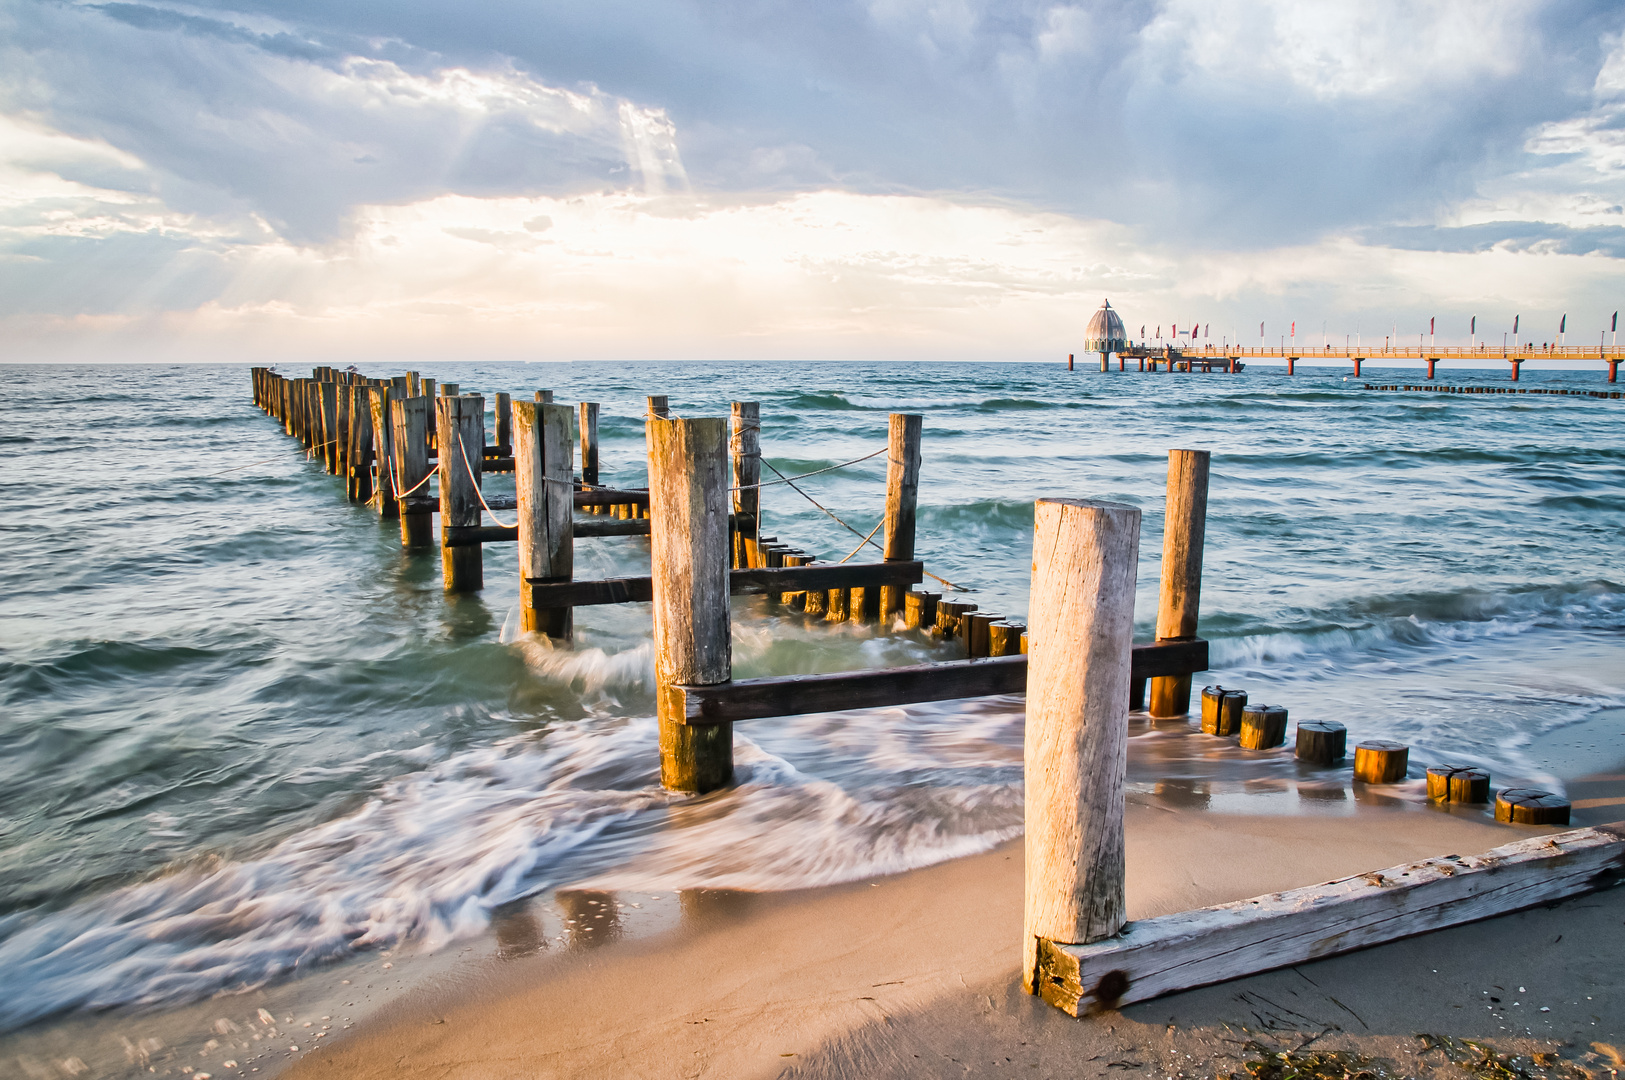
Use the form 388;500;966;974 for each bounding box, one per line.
755;455;968;592
457;433;517;528
731;446;888;491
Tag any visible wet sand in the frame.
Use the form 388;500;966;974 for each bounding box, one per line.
283;800;1623;1080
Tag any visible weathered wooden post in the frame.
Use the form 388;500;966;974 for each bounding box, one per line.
438;394;485;592
514;400;574;639
319;382;340;473
648;395;669;419
1023;497;1140;994
348;384;373;504
579;402;600;487
494;392;512;453
880;413;923;619
730;402;760;569
368;386;398;519
392;395;433;548
1148;450;1209;719
648;416;732;793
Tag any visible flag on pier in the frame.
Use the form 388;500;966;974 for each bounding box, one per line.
1470;316;1476;335
1613;312;1618;332
1514;315;1519;334
1430;317;1435;335
1560;314;1566;333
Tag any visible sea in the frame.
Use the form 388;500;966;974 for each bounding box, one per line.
1;361;1622;1067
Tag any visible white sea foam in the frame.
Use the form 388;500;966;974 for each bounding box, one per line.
0;701;1024;1032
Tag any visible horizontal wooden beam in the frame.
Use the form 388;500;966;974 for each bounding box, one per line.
1036;822;1625;1016
577;518;651;538
672;639;1207;724
442;518;652;547
728;560;923;596
524;560;926;611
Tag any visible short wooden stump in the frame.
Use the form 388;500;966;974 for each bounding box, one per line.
1495;788;1571;826
1239;704;1288;750
1353;740;1409;784
1426;764;1491;804
1200;685;1247;736
1295;720;1346;765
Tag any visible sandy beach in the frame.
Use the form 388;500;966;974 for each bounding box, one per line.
282;797;1623;1080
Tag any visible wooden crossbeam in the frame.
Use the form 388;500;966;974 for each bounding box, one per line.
524;560;924;610
1036;822;1625;1016
672;639;1208;724
443;518;652;547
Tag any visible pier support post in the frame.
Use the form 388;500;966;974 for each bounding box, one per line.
368;387;398;519
1351;357;1363;378
438;394;485;592
579;402;600;487
1510;359;1523;381
1100;352;1109;373
1068;353;1074;371
1609;359;1619;383
1022;497;1140;993
730;402;761;569
1148;450;1209;719
649;416;733;793
1286;357;1295;375
515;401;574;639
494;392;512;454
348;384;373;504
392;395;433;547
880;413;923;620
319;382;340;474
1426;357;1438;379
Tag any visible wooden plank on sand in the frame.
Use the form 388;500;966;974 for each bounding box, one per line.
1036;822;1625;1016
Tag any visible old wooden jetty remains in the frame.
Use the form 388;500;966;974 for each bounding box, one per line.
247;367;1624;1012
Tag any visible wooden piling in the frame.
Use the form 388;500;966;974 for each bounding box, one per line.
1238;704;1288;750
966;611;1002;657
1494;788;1570;825
1022;497;1141;994
648;416;733;793
936;599;977;640
730;402;760;569
1295;720;1346;765
988;621;1025;656
319;382;340;474
1428;765;1491;804
825;587;850;621
1199;686;1246;736
438;395;486;592
348;384;374;504
1148;450;1209;719
1353;741;1409;784
904;589;940;630
494;392;512;454
392;396;433;547
648;395;669;419
514;401;574;639
368;387;398;519
880;414;923;620
580;402;600;488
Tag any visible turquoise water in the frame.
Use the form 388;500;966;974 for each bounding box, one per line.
1;361;1622;1035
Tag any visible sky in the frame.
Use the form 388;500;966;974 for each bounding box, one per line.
2;0;1624;362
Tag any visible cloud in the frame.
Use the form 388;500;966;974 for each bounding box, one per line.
1;0;1623;360
0;0;687;243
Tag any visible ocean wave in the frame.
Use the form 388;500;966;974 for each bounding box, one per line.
1207;580;1625;666
0;704;1023;1032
